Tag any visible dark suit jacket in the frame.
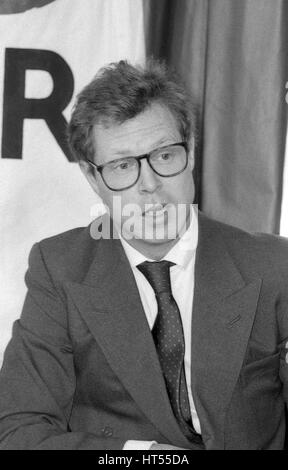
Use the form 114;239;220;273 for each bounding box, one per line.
0;212;288;450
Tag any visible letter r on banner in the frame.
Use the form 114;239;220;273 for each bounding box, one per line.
1;48;74;161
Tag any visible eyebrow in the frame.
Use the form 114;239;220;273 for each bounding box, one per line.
113;138;176;158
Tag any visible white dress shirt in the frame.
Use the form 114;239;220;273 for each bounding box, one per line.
121;207;201;449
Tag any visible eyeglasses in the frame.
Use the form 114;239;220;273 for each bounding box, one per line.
86;142;189;191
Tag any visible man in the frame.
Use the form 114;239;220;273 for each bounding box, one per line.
0;59;288;450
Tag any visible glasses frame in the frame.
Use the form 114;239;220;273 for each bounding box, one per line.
86;141;189;191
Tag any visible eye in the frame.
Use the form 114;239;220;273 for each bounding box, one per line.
159;152;172;160
154;150;175;163
111;159;136;172
117;162;130;170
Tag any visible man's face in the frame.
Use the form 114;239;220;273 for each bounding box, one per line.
81;102;195;257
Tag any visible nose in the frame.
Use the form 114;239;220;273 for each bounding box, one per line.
138;159;162;193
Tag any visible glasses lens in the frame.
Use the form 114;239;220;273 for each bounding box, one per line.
102;157;139;190
149;144;187;176
100;144;188;191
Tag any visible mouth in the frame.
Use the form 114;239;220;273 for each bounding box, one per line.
143;203;168;217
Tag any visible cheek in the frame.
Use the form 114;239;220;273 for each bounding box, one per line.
166;172;195;202
96;188;113;210
185;173;195;198
99;189;142;224
94;184;121;220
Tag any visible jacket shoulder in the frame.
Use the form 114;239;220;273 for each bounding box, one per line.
32;223;102;284
199;212;288;280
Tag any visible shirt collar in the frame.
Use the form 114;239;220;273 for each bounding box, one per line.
119;205;198;270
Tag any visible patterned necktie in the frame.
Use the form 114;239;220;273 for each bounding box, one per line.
137;260;201;443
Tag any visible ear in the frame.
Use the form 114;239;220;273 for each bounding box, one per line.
79;160;101;195
187;136;195;171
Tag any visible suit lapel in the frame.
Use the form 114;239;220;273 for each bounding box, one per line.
65;229;192;448
191;213;262;449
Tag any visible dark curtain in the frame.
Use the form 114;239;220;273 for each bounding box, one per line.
144;0;288;233
0;0;55;14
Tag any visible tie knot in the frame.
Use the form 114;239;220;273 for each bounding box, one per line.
137;260;174;297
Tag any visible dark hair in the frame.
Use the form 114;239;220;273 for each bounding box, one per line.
68;58;196;162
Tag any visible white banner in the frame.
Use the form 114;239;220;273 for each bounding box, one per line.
0;0;145;364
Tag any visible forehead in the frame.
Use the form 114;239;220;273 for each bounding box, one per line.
92;103;181;161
